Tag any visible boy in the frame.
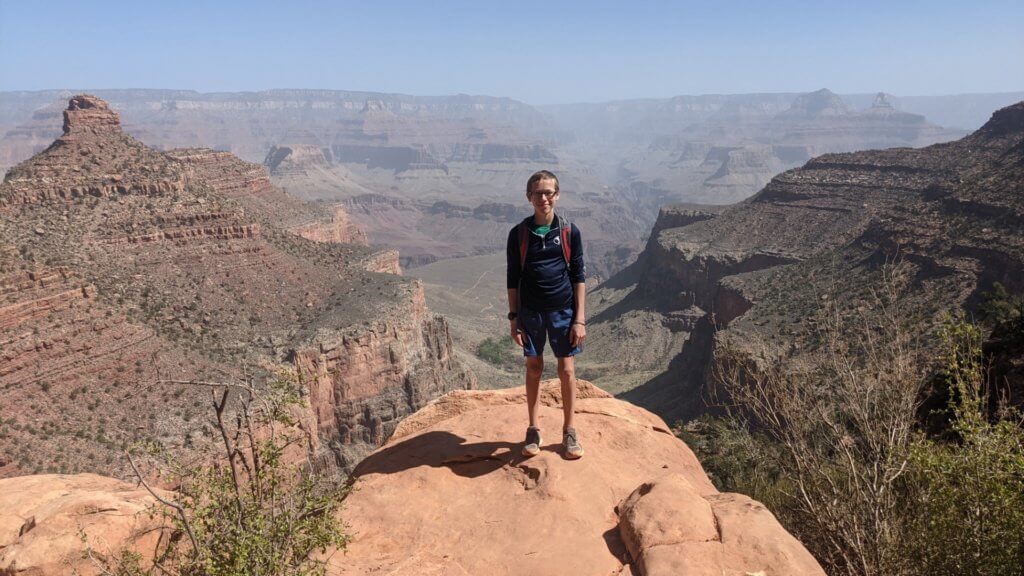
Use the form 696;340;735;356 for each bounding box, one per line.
506;170;586;459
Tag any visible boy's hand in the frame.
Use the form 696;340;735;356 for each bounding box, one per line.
510;321;525;347
570;322;586;347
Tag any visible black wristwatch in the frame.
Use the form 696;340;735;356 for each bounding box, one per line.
507;311;518;321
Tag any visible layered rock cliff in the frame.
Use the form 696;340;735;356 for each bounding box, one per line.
591;101;1024;422
166;147;367;245
294;284;473;470
0;89;553;170
569;88;969;208
0;95;473;478
0;246;232;478
265;144;333;176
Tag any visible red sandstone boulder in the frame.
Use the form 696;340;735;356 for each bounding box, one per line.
619;477;825;575
331;380;824;576
0;473;167;575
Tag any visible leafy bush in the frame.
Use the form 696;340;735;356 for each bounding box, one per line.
476;336;519;369
700;278;1024;576
903;320;1024;575
101;372;349;576
676;415;788;513
978;282;1024;328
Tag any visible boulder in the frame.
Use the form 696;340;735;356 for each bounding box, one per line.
0;473;168;575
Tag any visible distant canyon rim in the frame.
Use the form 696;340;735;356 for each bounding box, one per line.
3;88;1019;278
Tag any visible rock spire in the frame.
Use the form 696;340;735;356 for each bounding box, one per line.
62;94;121;136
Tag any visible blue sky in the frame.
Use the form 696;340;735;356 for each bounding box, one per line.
1;0;1021;104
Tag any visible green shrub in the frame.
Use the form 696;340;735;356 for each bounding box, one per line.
476;336;519;369
676;415;788;513
978;282;1024;328
104;372;348;576
701;311;1024;576
903;320;1024;575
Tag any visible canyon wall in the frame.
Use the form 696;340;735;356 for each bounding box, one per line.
0;95;471;478
593;101;1024;423
294;283;474;471
168;147;367;245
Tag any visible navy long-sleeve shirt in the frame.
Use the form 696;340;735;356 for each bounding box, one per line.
506;214;586;311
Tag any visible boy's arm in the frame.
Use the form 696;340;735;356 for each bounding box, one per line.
569;225;587;345
507;227;524;347
508;288;523;345
570;282;586;347
572;283;586;323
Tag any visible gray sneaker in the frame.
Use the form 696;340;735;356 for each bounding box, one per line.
563;426;584;459
522;426;542;457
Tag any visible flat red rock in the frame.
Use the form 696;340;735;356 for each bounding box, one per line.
330;380;824;576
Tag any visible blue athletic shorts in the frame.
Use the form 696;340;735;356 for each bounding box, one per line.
519;305;582;358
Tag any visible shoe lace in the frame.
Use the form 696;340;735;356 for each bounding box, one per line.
564;428;578;445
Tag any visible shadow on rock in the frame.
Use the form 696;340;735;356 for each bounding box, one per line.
352;430;526;479
602;525;633;571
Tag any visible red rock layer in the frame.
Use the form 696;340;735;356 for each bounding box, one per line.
0;251;231;478
62;94;122;136
0;95;472;478
291;205;368;245
169;147;367;245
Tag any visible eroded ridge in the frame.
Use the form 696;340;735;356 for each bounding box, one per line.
0;95;473;478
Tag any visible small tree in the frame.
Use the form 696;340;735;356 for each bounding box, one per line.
102;372;349;576
476;335;519;370
713;264;925;576
978;282;1024;330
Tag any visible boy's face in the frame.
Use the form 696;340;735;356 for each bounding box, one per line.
527;178;559;218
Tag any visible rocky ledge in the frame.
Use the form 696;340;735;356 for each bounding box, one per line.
0;474;167;575
0;382;823;576
333;380;824;576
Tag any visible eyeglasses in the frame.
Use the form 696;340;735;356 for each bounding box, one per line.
529;191;558;199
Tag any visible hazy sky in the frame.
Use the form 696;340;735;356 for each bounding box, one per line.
2;0;1021;105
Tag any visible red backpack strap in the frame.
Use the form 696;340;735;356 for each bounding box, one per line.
559;217;572;265
518;220;529;270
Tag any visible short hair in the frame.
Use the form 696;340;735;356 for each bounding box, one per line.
526;170;559;195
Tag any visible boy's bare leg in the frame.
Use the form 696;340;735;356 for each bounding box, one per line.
557;356;576;429
525;356;544;428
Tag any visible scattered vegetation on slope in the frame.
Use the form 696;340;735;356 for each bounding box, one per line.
682;268;1024;576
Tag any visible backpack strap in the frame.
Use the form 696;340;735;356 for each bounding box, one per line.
517;216;531;270
518;214;572;269
558;215;572;266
